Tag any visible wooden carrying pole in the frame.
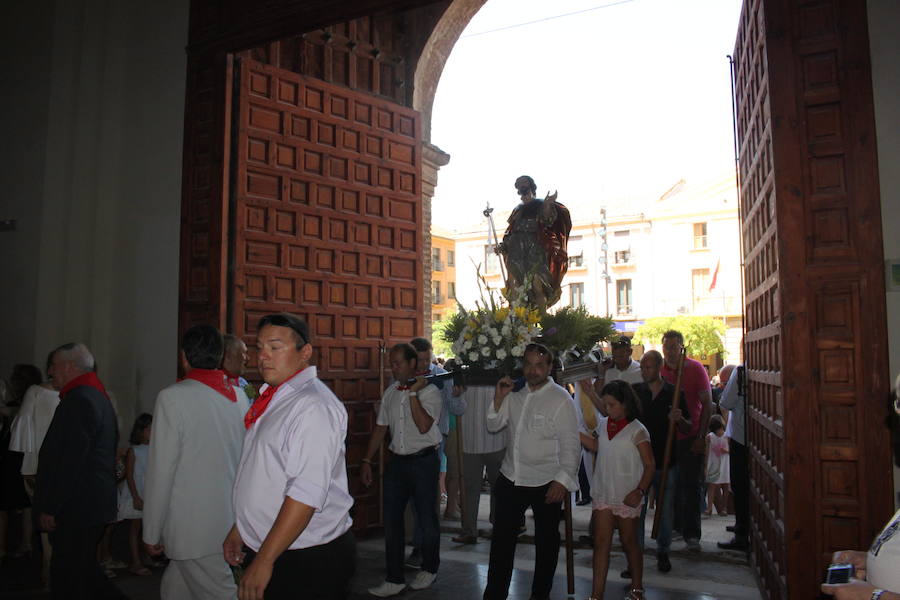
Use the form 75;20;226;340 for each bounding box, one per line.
652;347;686;539
564;493;575;595
378;341;386;518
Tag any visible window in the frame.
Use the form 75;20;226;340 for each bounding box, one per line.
448;282;456;299
432;247;443;271
616;279;633;314
693;222;708;249
569;282;584;307
432;281;442;304
691;268;710;309
484;245;500;274
433;313;442;322
447;250;455;267
613;250;631;264
567;235;584;267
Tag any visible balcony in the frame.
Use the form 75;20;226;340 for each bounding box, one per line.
432;293;444;305
616;304;633;316
612;250;632;265
433;259;444;272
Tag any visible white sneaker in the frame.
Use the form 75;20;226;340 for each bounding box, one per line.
409;570;437;590
368;580;406;597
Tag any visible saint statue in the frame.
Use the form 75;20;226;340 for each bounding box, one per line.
497;175;571;311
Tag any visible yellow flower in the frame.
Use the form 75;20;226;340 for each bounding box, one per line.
494;308;509;323
514;306;527;319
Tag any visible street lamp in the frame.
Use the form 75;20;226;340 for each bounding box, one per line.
599;208;611;316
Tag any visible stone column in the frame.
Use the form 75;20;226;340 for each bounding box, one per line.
421;141;451;336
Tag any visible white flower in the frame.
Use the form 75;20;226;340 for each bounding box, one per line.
486;327;498;337
496;348;507;360
463;340;472;350
511;344;525;357
468;351;479;361
501;324;511;336
478;334;488;345
481;346;491;357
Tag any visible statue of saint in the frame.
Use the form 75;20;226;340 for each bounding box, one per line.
497;175;571;311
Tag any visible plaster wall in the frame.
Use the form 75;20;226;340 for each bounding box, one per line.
0;0;189;428
867;0;900;502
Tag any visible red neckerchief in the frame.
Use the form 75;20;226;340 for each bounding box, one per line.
244;367;305;429
607;417;629;440
223;369;242;387
59;371;109;400
396;384;410;390
184;368;236;403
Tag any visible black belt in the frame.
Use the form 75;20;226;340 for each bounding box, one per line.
393;446;437;460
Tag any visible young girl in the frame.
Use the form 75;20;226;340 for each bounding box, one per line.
705;414;730;516
119;413;152;576
580;380;655;600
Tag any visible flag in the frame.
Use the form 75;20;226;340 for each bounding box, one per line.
709;258;720;293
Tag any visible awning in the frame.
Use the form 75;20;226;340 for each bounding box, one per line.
613;320;644;332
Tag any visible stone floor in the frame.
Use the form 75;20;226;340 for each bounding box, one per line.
0;496;760;599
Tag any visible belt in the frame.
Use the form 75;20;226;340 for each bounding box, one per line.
393;446;437;460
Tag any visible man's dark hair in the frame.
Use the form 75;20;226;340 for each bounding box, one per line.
257;313;311;350
600;379;642;421
409;337;432;353
662;329;685;346
182;325;224;369
524;342;554;366
390;343;418;367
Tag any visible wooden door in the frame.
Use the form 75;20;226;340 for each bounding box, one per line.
734;0;891;596
231;58;423;530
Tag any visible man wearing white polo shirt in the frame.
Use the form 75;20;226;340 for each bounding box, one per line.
361;343;443;597
224;313;355;600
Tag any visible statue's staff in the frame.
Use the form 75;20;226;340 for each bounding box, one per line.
483;202;508;283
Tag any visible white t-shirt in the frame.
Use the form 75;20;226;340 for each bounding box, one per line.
868;508;900;591
603;359;643;386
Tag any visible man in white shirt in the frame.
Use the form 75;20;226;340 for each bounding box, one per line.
143;325;250;600
361;343;443;597
482;343;580;600
225;313;355;600
596;335;643;387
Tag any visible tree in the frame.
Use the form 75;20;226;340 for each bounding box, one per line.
633;316;727;358
431;310;461;358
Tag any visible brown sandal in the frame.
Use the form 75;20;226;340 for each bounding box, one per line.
625;588;645;600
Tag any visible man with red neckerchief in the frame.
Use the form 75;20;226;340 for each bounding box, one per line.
225;313;355;600
143;325;250;600
35;342;127;600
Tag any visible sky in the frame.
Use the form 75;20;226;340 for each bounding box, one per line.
430;0;745;231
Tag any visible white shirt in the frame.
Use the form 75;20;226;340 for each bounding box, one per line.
486;380;580;491
720;367;745;445
9;384;60;475
233;367;353;551
868;508;900;592
377;384;443;455
603;359;643;385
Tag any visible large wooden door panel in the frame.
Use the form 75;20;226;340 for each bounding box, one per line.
232;58;423;530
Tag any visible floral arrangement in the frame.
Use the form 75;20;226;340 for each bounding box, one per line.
447;276;541;375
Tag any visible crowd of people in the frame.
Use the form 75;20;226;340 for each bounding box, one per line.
0;319;897;600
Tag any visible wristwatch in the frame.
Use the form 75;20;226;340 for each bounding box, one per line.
871;590;885;600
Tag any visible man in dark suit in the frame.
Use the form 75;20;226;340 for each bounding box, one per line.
35;342;126;600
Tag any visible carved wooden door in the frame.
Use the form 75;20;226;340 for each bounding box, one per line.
734;0;891;597
231;58;423;530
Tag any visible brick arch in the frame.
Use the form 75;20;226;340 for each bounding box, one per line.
413;0;489;142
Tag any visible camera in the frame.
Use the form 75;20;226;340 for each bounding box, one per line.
824;563;854;585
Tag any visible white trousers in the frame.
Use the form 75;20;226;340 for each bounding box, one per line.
160;553;238;600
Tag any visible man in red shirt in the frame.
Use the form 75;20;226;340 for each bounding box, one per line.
660;330;713;552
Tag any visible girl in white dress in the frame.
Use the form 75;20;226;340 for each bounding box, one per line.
119;413;152;576
579;380;654;600
705;414;730;516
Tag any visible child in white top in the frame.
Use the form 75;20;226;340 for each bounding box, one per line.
705;414;730;516
119;413;152;576
579;380;654;600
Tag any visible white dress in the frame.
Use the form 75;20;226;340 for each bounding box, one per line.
591;417;650;518
9;384;61;476
118;444;149;520
706;432;730;484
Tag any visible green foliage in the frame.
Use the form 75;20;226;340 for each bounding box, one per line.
633;316;727;358
538;306;617;355
433;310;464;357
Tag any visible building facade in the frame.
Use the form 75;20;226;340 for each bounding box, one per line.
430;227;458;323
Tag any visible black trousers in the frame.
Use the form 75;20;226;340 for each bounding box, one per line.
483;475;562;600
244;529;357;599
729;439;750;541
49;523;126;600
674;440;703;541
